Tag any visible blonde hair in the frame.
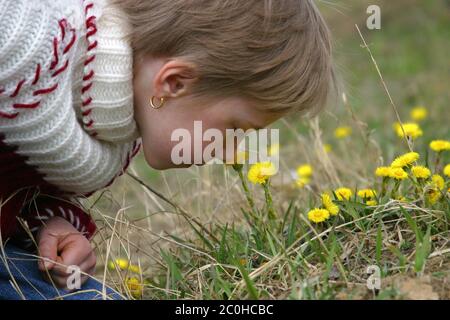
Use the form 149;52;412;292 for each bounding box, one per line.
112;0;335;115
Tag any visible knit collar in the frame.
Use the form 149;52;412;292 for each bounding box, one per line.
80;0;138;143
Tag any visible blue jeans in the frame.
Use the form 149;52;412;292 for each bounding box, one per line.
0;243;123;300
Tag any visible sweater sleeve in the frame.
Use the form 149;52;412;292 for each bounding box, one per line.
15;195;97;249
0;0;139;196
0;0;78;117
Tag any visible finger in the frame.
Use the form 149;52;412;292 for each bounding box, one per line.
50;251;96;278
53;236;93;275
37;231;59;271
79;252;97;275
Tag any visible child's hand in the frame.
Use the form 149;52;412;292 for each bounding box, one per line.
36;217;96;289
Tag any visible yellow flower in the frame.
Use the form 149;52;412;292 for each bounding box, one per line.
375;166;391;177
394;122;423;140
444;164;450;178
411;166;431;179
334;126;352;139
108;258;129;271
295;177;310;188
248;161;277;184
324;144;332;153
426;175;445;204
268;143;280;156
431;174;445;190
357;189;377;199
429;140;450;152
427;189;442;204
321;193;340;216
391;152;420;168
335;187;353;201
107;259;141;274
410;106;427;121
126;277;143;299
307;208;330;223
388;167;408;180
366;200;378;206
296;164;313;178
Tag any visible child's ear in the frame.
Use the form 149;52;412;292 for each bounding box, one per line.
153;59;198;98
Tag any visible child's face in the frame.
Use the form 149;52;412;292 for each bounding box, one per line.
133;57;282;170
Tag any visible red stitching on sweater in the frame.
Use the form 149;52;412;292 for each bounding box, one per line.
84;55;96;66
32;64;41;85
50;37;59;70
81;109;92;116
51;60;69;77
58;19;67;41
86;16;96;28
83;70;94;81
9;79;26;98
33;83;58;96
85;3;94;15
13;101;40;109
2;17;75;120
82;97;93;107
81;1;99;137
63;29;77;54
81;82;93;94
87;40;98;51
0;111;19;119
86;25;97;40
85;119;94;127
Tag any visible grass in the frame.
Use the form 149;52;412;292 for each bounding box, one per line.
87;0;450;300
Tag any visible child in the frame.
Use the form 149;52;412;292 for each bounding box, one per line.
0;0;334;299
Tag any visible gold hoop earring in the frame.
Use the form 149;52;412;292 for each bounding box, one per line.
149;96;165;109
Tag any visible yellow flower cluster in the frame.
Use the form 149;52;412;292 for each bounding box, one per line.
388;167;409;180
321;193;340;216
375;166;391;177
108;258;141;274
248;161;277;184
334;126;352;139
394;122;423;140
429;140;450;152
357;189;377;206
411;165;431;179
444;164;450;178
296;164;313;188
431;174;445;190
335;187;353;201
376;152;422;181
427;174;445;204
357;189;377;199
410;106;428;121
391;152;419;168
126;277;143;299
307;208;330;223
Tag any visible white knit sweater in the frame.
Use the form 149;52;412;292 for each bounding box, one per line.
0;0;140;195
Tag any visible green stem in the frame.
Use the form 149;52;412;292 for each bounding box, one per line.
234;165;257;215
263;181;276;221
390;180;401;199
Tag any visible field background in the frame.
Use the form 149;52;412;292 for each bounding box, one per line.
88;0;450;299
